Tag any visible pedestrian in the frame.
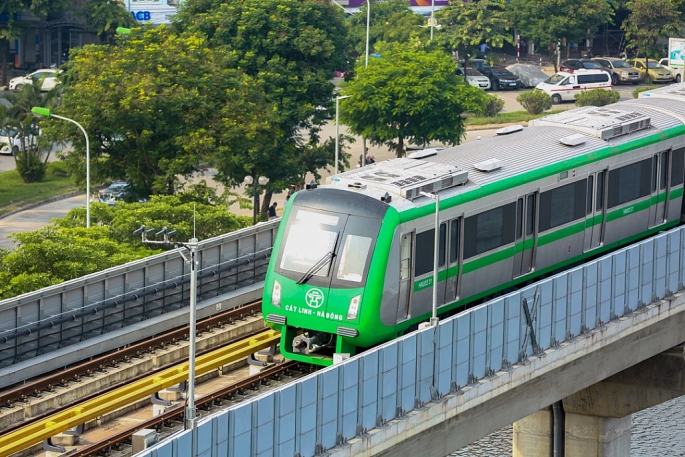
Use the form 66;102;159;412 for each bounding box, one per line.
479;43;490;55
268;202;278;220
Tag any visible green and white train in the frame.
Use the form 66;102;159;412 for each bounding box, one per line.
263;84;685;366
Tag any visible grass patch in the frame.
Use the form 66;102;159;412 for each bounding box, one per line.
0;167;78;217
465;109;566;126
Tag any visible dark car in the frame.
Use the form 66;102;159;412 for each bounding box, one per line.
559;59;608;74
478;65;521;90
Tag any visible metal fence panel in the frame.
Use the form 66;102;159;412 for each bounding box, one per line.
453;314;470;389
504;295;520;367
568;268;583;337
175;430;193;457
197;418;213;457
537;281;553;350
340;359;359;441
318;368;339;452
553;275;568;345
398;334;417;414
667;230;682;295
435;320;453;397
276;385;297;457
359;351;379;431
417;326;435;404
583;262;598;331
626;244;641;312
487;299;504;374
611;250;627;319
655;233;668;300
379;344;399;423
215;414;229;457
255;395;275;457
641;240;655;305
470;307;487;381
598;257;612;324
297;377;318;456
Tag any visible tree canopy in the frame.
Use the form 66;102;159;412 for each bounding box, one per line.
173;0;350;213
81;0;136;42
51;25;271;200
339;43;484;157
622;0;682;65
508;0;615;70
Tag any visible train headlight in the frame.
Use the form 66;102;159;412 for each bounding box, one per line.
346;295;361;320
272;280;282;308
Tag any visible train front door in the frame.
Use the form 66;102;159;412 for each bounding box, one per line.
513;193;537;278
584;171;606;252
649;151;670;228
398;232;414;320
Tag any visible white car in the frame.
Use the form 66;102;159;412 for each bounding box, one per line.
0;128;36;155
658;58;681;82
456;67;491;90
9;69;61;91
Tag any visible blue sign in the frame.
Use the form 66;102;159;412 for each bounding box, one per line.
131;11;151;21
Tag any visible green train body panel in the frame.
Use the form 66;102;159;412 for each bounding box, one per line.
264;87;685;366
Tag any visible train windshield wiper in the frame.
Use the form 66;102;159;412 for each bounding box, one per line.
296;251;336;285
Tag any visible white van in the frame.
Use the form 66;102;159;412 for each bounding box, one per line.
535;69;612;104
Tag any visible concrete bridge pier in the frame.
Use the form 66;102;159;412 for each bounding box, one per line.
513;345;685;457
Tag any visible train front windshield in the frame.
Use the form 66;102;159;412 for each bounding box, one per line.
277;207;379;288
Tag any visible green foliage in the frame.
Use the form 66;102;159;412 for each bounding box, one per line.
0;82;59;183
508;0;615;69
0;169;76;213
47;160;71;177
574;89;621;107
632;85;660;98
473;94;505;117
516;91;553;115
173;0;350;211
81;0;136;41
0;189;252;299
435;0;513;58
465;109;566;126
52;25;270;200
347;0;427;57
622;0;681;64
340;43;485;157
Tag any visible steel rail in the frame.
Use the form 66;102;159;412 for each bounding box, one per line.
68;361;315;457
0;330;280;457
0;301;262;409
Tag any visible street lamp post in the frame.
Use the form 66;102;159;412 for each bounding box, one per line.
32;107;91;228
335;95;352;175
430;0;435;41
419;191;440;327
244;175;269;224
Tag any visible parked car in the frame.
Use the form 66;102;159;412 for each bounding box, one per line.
628;58;673;83
592;57;641;85
658;58;681;82
506;64;549;88
456;67;491;90
478;65;521;90
536;69;611;104
0;127;37;155
8;69;61;91
559;59;609;74
97;182;148;205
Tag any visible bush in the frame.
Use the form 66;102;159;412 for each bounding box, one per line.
574;89;621;107
472;94;505;117
516;91;552;115
632;85;659;99
15;150;46;183
47;161;71;178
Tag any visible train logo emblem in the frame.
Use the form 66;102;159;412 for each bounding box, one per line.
305;288;325;308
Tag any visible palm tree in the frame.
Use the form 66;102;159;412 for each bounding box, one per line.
3;81;60;183
82;0;136;43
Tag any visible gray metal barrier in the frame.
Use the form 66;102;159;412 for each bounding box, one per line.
138;224;685;457
0;220;280;369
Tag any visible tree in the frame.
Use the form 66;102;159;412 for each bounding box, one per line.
81;0;136;43
347;0;428;57
173;0;350;216
435;0;513;66
339;43;485;158
2;81;59;182
0;0;68;85
508;0;615;71
50;25;271;200
622;0;682;81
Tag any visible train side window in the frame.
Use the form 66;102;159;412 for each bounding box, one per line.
538;180;586;232
449;219;460;263
463;202;516;259
526;194;536;235
596;171;604;210
660;151;669;190
607;158;652;208
414;230;434;276
671;148;685;186
586;175;594;215
439;223;446;267
516;198;523;240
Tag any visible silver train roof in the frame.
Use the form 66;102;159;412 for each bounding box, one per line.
325;83;685;209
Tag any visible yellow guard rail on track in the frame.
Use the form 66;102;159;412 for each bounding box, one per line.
0;330;280;457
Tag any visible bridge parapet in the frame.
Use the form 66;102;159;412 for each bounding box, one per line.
137;225;685;457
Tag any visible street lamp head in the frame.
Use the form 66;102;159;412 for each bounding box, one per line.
116;27;132;35
244;175;254;185
258;176;269;186
337;95;352;101
31;107;51;117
